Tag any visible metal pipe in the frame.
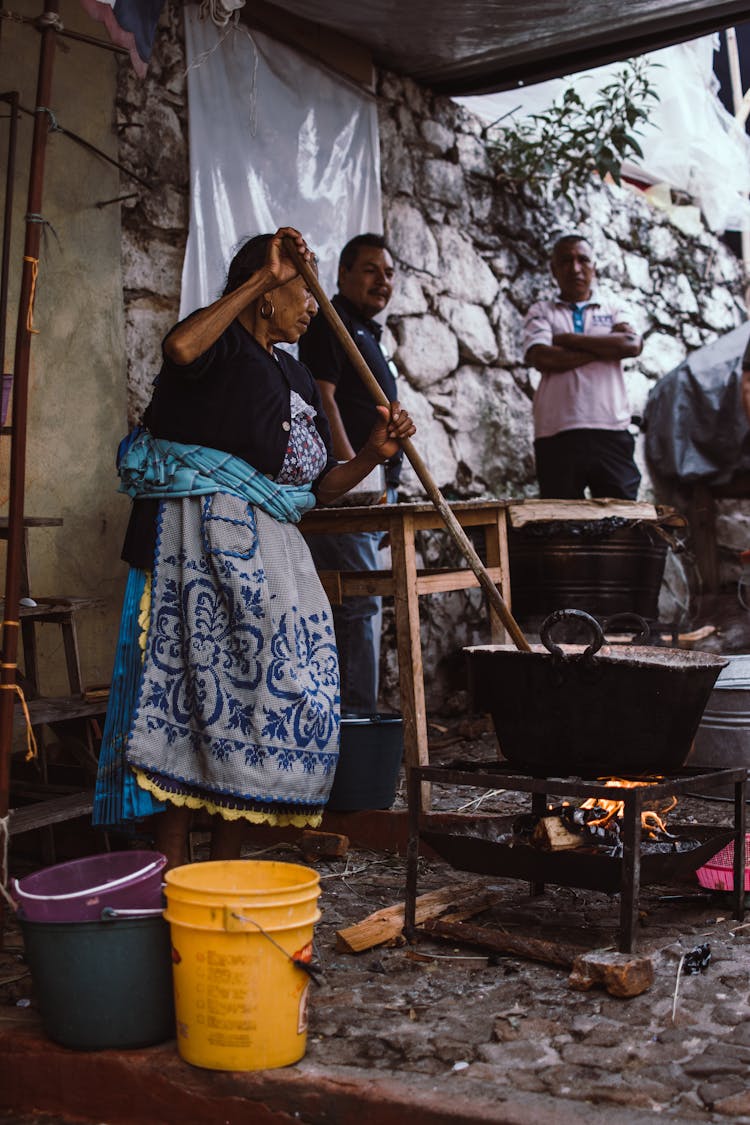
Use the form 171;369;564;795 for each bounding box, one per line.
0;9;128;56
0;0;59;894
0;91;19;375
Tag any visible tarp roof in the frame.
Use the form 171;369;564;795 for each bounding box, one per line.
261;0;750;95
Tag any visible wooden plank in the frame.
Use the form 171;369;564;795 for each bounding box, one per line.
0;517;63;530
9;791;94;835
16;694;109;730
318;567;504;600
508;499;658;527
336;880;487;953
415;568;503;595
300;499;508;537
2;596;107;620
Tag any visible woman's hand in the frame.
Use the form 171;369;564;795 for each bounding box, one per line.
363;402;416;463
315;403;414;506
264;227;315;289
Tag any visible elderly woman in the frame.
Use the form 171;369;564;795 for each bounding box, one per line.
94;227;414;867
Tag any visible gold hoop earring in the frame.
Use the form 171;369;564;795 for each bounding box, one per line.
260;299;275;320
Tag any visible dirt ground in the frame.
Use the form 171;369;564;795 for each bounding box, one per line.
3;721;750;1125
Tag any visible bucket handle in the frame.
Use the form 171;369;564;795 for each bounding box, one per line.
226;910;324;986
540;609;604;664
601;612;651;644
13;858;166;903
100;907;164;921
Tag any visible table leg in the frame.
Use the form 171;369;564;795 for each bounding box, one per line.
733;776;747;923
620;792;643;953
484;509;511;645
390;512;431;808
404;767;422;942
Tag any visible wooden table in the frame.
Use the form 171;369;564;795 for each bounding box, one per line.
300;500;510;788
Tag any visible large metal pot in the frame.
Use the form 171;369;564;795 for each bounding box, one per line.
465;610;729;777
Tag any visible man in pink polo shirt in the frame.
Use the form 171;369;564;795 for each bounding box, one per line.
523;234;643;499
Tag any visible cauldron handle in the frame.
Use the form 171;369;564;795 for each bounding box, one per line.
602;613;651;644
539;609;604;663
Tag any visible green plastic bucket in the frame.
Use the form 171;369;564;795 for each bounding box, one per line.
21;913;175;1049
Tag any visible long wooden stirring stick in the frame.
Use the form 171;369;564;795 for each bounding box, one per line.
283;236;531;653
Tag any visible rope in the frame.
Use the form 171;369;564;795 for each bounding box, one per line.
199;0;245;27
36;10;63;31
0;664;38;761
36;105;60;132
191;2;258;134
0;815;17;912
23;255;40;335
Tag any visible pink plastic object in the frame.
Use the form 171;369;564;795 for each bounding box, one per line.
696;834;750;893
12;851;167;922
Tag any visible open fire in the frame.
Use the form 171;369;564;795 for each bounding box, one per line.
569;778;678;840
519;778;683;856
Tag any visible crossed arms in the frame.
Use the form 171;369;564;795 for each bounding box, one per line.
527;324;643;374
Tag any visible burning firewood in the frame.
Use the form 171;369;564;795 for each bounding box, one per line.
531;816;583;851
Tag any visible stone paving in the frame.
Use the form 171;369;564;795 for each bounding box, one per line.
3;745;750;1124
301;831;750;1124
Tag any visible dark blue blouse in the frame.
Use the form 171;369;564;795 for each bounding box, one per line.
121;315;336;567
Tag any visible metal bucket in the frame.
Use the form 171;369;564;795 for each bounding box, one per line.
466;610;728;777
508;523;668;625
688;653;750;773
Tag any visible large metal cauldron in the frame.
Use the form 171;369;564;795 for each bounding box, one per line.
466;610;729;777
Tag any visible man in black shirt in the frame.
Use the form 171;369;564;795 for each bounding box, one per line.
299;234;400;716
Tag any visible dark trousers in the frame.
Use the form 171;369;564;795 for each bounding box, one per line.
534;428;641;500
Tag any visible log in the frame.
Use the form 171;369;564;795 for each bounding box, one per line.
422;918;581;969
531;816;582;851
336;881;486;954
299;830;349;860
568;949;654;998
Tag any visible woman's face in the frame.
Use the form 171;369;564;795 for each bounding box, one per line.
268;275;318;344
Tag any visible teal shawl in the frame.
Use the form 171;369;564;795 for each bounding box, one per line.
117;428;316;523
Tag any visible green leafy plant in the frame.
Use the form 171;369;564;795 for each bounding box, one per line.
487;58;660;206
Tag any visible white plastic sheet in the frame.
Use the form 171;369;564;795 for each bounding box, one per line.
180;7;382;317
457;37;750;234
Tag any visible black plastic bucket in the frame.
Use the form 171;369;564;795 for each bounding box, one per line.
21;913;175;1049
326;714;403;811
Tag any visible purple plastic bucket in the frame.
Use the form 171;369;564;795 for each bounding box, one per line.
12;851;167;923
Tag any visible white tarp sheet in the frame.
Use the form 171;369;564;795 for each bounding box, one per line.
181;7;382;318
457;37;750;234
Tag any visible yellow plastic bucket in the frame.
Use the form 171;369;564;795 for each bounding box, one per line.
163;860;321;1070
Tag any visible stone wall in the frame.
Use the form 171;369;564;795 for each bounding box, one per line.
116;8;748;710
116;1;190;425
